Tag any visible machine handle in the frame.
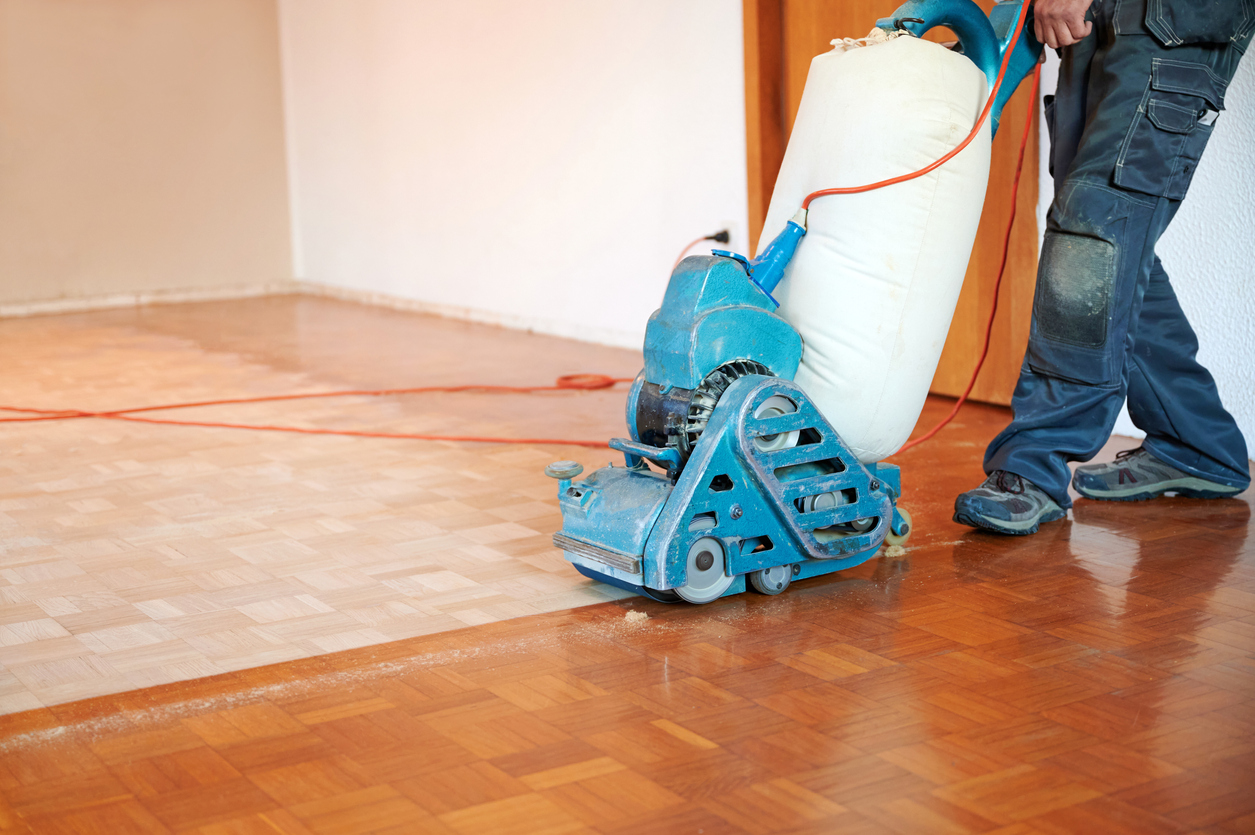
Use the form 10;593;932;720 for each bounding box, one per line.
988;1;1044;133
878;0;1042;135
609;438;683;477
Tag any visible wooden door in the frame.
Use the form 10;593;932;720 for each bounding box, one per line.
743;0;1040;406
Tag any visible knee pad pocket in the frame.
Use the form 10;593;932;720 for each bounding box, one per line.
1034;231;1115;348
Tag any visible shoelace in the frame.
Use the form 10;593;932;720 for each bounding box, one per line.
994;470;1024;495
1115;447;1147;461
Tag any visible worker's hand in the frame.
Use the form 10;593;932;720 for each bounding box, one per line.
1033;0;1093;49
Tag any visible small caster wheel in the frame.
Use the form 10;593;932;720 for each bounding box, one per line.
749;564;792;595
886;507;912;547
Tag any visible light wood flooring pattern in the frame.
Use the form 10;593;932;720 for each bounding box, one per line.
0;297;642;712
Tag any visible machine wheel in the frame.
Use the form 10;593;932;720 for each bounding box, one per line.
676;535;734;603
751;395;801;452
803;489;874;537
850;516;876;533
748;564;792;595
885;507;913;547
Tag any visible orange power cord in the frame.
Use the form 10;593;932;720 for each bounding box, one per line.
802;0;1031;209
1;8;1036;454
794;0;1037;454
899;61;1041;453
673;236;714;271
0;374;631;449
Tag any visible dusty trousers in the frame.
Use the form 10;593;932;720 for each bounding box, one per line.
983;0;1253;508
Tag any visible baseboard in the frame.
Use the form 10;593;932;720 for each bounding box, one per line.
0;282;297;319
296;281;644;351
1;279;645;351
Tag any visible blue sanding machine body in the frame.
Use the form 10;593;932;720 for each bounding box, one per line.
547;0;1042;604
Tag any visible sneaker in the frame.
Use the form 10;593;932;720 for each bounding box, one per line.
1072;447;1243;502
953;471;1066;535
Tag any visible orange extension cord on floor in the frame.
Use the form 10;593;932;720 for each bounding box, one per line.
0;16;1039;455
0;374;631;449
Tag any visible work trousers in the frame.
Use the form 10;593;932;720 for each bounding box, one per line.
983;0;1252;508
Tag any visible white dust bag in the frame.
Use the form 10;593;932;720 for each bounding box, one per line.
760;32;991;463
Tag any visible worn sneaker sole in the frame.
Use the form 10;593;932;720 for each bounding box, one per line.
1073;476;1243;502
952;505;1067;536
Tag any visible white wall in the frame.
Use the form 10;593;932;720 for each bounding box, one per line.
280;2;1251;456
0;0;292;308
1036;51;1255;457
278;0;748;349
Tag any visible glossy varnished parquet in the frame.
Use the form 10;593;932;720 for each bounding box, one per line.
2;296;1252;834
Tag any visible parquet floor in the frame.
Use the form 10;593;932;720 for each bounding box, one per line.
2;296;1252;834
0;297;640;712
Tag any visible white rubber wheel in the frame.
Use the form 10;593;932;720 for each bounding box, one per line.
752;395;801;452
676;535;733;604
885;507;912;547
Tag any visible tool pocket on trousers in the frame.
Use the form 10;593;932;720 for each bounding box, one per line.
1145;0;1255;46
1027;231;1119;386
1114;60;1223;199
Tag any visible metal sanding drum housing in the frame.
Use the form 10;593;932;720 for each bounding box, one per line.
760;34;991;463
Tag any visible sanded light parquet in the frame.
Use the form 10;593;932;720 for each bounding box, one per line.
1;295;1252;833
0;296;642;712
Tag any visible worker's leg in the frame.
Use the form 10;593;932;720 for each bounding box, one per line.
950;17;1100;535
1067;254;1250;500
1124;257;1250;486
981;189;1175;510
967;0;1249;518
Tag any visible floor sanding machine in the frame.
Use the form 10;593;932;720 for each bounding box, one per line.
547;0;1042;603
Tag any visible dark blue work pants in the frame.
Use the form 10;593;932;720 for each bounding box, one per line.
984;0;1252;508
